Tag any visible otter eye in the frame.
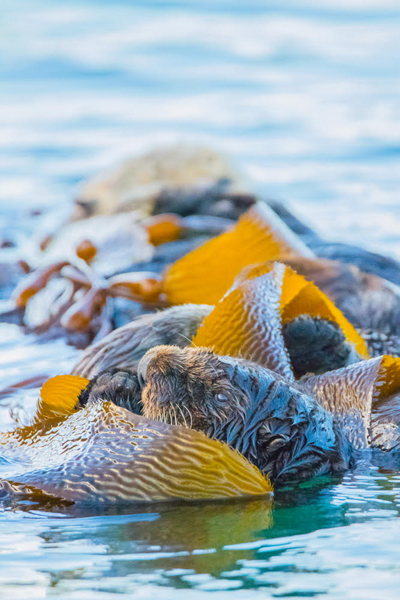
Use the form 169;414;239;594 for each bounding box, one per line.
215;393;228;403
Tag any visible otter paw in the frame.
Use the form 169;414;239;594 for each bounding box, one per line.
78;368;143;414
283;315;360;378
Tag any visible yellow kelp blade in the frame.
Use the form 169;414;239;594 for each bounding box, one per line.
164;202;314;305
1;400;272;505
279;266;369;359
193;263;294;379
193;262;368;377
302;355;400;449
35;374;89;422
236;262;368;357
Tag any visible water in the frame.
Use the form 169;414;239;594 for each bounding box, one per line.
1;0;400;597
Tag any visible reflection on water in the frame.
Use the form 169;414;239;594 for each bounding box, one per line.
2;472;400;598
1;0;400;597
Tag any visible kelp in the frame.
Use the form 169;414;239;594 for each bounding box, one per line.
0;376;272;506
193;262;368;379
164;202;314;305
303;356;400;450
13;244;164;340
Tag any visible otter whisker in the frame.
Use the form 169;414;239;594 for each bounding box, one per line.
173;405;179;426
178;333;196;346
184;404;193;429
177;404;187;427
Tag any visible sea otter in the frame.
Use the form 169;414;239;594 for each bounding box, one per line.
137;345;355;484
79;345;400;485
78;346;353;483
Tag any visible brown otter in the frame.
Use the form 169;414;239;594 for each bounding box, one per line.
80;345;353;485
80;346;400;485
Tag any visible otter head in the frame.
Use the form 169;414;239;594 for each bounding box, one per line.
138;345;352;484
138;345;249;432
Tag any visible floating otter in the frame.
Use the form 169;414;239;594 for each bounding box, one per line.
137;345;353;484
73;144;249;220
82;345;400;485
74;265;400;486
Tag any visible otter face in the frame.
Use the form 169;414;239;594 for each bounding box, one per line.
138;346;351;483
138;345;249;433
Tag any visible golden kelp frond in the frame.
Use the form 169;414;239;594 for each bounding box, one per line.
35;374;89;422
144;213;184;246
279;267;369;359
302;356;400;449
0;374;89;447
0;402;272;505
193;261;368;377
164;202;314;305
193;263;293;379
371;355;400;401
242;262;368;358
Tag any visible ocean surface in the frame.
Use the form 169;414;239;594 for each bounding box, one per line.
1;1;400;598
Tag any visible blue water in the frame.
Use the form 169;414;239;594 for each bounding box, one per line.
1;0;400;597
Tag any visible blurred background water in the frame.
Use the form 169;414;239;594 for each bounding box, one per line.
1;0;400;598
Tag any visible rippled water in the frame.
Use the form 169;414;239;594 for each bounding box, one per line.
1;0;400;597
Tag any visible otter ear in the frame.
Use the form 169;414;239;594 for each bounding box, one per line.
301;356;400;449
164;201;313;306
193;262;368;379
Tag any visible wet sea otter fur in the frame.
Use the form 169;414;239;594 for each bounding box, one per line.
80;345;400;485
284;256;400;357
138;346;356;484
80;345;354;484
